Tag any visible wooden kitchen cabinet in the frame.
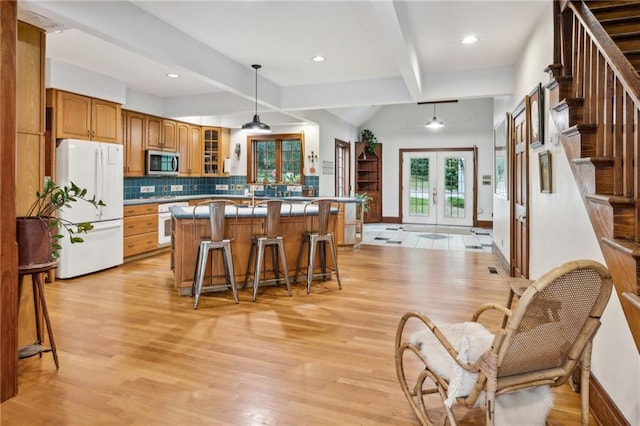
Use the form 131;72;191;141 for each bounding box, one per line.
144;116;176;152
161;119;177;151
145;115;163;150
124;110;146;176
189;125;203;175
17;21;45;216
178;123;203;176
202;126;229;176
48;89;121;144
123;204;158;259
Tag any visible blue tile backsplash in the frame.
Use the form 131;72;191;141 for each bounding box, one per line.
124;175;319;200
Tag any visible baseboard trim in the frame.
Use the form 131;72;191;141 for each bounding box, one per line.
382;217;493;228
590;374;629;425
476;220;493;228
492;242;510;275
382;216;401;224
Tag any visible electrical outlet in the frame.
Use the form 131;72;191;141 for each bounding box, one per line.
215;184;229;190
170;185;183;192
252;185;264;191
140;186;155;193
193;184;199;191
287;185;302;192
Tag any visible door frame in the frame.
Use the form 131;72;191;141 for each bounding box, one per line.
399;147;478;226
509;99;529;278
334;138;350;197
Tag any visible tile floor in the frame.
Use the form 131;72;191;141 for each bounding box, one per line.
362;223;494;253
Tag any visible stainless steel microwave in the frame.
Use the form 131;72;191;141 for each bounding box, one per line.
146;150;180;176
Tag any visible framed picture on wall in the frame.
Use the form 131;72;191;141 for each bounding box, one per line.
539;150;552;193
528;83;544;148
494;113;510;199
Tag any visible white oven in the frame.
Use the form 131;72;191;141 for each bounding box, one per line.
158;201;188;246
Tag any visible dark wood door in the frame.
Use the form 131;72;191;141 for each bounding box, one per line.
511;99;529;278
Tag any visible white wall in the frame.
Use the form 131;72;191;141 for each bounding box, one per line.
297;109;359;196
227;124;319;179
46;58;126;104
492;4;640;423
360;98;495;222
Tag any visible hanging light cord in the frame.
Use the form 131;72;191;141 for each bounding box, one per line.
253;64;260;117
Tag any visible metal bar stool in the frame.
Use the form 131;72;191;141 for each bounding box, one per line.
191;199;239;309
294;198;342;293
243;200;292;301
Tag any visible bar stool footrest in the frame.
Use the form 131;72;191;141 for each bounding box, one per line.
18;343;44;359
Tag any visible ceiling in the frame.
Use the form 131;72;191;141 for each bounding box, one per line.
18;0;549;128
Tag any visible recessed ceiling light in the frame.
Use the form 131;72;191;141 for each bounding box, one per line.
166;73;181;79
462;35;478;45
311;55;326;62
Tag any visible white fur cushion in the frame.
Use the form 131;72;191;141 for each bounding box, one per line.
410;321;554;426
410;321;494;403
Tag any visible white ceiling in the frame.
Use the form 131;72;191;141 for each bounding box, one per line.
18;0;549;128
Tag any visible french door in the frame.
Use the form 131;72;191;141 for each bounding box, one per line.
402;150;474;226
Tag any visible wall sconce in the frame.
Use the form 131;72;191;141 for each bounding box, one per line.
235;143;241;159
307;151;318;163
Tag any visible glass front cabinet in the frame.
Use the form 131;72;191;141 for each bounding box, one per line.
202;126;230;176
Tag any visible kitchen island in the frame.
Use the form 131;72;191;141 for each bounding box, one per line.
170;201;344;295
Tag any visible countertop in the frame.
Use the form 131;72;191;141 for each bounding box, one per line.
170;202;339;219
124;194;358;206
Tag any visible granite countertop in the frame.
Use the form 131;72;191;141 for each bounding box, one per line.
170;202;338;219
124;194;357;206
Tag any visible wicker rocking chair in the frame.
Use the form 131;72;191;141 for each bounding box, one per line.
395;259;613;425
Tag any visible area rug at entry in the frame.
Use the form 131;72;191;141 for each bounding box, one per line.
402;224;472;235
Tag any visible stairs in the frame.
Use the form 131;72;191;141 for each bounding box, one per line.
587;0;640;73
548;1;640;351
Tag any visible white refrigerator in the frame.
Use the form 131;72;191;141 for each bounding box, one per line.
55;139;124;278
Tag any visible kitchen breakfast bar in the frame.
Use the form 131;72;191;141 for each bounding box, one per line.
169;197;358;296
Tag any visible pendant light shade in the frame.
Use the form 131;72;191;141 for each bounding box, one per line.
425;104;444;129
242;64;271;134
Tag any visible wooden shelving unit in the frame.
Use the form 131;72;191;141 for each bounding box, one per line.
355;142;382;223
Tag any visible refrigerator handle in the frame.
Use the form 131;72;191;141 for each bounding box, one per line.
96;147;104;218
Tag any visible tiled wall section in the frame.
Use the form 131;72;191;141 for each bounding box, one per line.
124;176;319;200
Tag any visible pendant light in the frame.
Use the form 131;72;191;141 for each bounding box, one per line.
241;64;271;134
425;104;444;129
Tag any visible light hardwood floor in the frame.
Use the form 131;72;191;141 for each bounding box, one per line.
2;246;591;425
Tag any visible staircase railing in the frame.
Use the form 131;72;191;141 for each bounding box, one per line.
549;0;640;351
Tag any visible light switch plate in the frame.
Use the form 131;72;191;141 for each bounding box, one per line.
140;186;155;193
215;184;229;190
170;185;183;191
288;185;302;192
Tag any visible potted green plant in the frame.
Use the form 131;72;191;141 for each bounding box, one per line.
17;180;105;266
354;192;373;217
360;129;378;155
